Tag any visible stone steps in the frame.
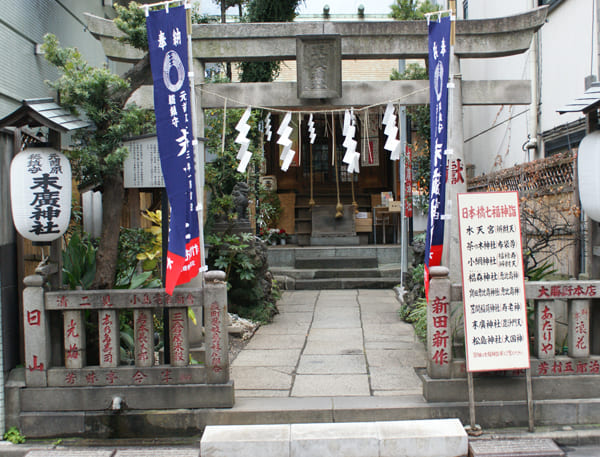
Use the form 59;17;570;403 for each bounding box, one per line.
295;257;378;269
294;278;399;290
268;246;403;290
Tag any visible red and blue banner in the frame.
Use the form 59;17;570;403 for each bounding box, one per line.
146;5;201;295
424;15;451;297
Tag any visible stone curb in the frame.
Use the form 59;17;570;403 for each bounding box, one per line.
200;419;468;457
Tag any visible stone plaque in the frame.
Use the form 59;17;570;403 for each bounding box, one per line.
297;35;341;99
469;438;565;457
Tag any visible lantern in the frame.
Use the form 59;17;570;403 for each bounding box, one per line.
10;148;71;243
578;131;600;222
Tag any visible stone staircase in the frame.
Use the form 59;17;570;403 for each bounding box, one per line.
268;245;403;289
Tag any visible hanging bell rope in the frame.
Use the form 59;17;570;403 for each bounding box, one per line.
351;175;358;214
333;113;344;219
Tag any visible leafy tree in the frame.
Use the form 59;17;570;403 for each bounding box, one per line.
390;0;441;20
42;2;154;289
239;0;302;82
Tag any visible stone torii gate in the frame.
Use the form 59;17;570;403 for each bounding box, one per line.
86;6;547;283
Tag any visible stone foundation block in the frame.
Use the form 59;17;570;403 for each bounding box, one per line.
201;419;468;457
201;424;290;457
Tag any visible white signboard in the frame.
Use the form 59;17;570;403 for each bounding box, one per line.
123;136;165;188
457;191;530;372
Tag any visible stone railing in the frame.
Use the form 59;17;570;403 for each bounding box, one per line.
427;266;599;380
21;270;233;410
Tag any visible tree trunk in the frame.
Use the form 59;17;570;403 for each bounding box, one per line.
93;172;125;289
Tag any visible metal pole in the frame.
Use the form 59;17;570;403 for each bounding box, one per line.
526;368;535;432
399;105;408;287
467;371;476;429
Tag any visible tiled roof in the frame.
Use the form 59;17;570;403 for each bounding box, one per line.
0;98;91;132
558;82;600;114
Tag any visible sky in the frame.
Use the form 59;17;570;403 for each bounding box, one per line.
201;0;395;16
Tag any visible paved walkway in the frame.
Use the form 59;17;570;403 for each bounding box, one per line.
231;289;427;398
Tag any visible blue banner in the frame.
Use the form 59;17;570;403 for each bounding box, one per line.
425;16;451;288
146;5;201;295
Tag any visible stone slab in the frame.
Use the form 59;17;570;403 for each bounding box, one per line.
360;312;403;325
369;366;423;391
378;419;468;457
244;333;307;350
45;289;202;310
291;374;370;396
420;373;600;402
115;450;200;457
47;366;207;387
469;438;565;457
231;349;302;367
307;328;363;341
272;312;313;323
366;349;427;368
291;422;379;457
257;322;311;335
311;315;361;329
26;452;114;457
277;303;316;313
303;340;364;355
201;424;290;457
200;420;467;457
235;389;290;397
230;366;294;390
297;355;366;374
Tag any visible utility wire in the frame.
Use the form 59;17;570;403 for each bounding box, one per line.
465;108;529;143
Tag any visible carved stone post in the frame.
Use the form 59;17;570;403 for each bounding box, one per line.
427;266;452;378
134;309;154;367
99;310;119;368
535;301;556;359
203;271;229;384
23;274;50;386
569;299;590;358
169;308;189;366
64;310;86;369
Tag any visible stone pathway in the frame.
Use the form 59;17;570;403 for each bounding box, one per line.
230;289;427;398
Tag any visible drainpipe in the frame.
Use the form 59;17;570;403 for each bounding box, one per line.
527;0;540;160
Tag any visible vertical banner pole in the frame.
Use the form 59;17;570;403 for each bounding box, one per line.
186;2;206;277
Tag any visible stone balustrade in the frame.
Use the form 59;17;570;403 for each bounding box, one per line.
22;271;230;392
427;267;600;379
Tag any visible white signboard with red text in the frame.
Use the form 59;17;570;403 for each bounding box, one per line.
457;191;530;372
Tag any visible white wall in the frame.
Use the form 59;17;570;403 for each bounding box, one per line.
539;0;595;135
461;0;533;176
0;0;119;119
461;0;597;175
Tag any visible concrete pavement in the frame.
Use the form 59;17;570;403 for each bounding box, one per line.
231;289;426;398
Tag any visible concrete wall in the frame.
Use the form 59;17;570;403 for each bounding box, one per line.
538;0;595;134
461;0;532;176
0;0;119;118
462;0;595;175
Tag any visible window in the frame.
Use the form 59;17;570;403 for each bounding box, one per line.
462;0;468;19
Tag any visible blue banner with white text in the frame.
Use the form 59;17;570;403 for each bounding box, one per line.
146;5;201;295
424;15;451;294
